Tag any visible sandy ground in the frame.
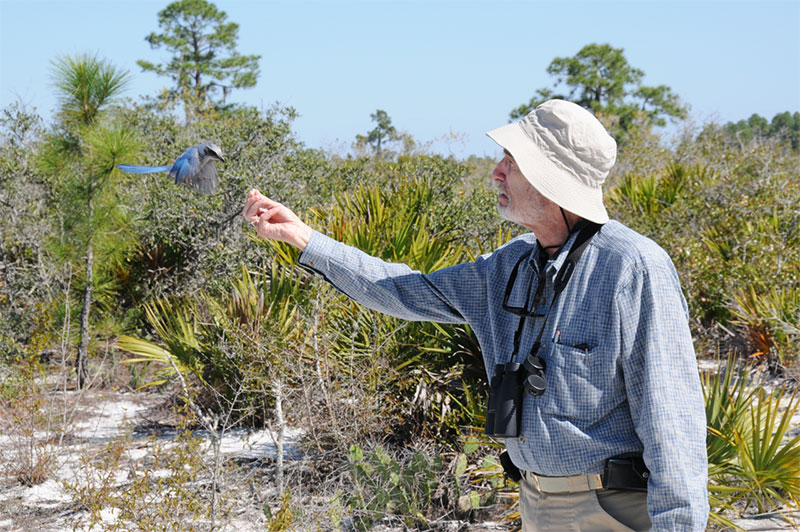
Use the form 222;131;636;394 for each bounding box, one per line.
0;389;513;531
1;374;799;531
0;389;310;531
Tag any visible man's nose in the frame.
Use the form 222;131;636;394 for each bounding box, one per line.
492;162;505;181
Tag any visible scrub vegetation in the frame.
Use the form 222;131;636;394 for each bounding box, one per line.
1;2;799;530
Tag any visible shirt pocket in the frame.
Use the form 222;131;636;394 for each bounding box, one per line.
539;343;625;421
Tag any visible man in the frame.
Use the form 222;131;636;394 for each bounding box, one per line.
242;99;709;531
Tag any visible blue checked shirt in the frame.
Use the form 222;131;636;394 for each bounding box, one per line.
299;219;709;531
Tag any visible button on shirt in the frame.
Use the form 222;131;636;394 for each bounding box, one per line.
299;220;709;531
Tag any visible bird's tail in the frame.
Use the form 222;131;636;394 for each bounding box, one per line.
116;164;172;174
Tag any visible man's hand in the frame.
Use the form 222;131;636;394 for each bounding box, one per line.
242;189;312;251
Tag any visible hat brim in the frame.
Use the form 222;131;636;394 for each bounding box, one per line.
486;122;609;224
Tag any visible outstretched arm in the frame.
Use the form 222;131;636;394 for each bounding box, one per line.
242;189;313;250
241;189;486;325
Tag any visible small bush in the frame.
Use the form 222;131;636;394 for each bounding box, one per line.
345;444;445;530
63;429;235;532
703;358;800;526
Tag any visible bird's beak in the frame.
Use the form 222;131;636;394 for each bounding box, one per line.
219;155;226;163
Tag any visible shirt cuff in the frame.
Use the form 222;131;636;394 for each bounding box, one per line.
298;230;336;273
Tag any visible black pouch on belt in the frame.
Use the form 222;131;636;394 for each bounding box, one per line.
603;456;650;492
499;450;522;483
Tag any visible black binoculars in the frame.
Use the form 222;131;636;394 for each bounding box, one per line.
484;354;547;438
523;351;547;396
486;221;601;438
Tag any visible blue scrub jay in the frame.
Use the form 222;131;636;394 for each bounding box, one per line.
117;142;225;195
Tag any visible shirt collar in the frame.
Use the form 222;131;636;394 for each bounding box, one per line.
529;230;582;280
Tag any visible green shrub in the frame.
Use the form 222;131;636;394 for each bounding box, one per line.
261;171;494;441
118;262;307;426
345;444;444;530
608;133;800;365
0;356;58;487
703;358;800;526
63;429;234;532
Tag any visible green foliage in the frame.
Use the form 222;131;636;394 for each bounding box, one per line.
449;438;521;523
607;132;800;357
264;489;296;531
137;0;260;122
0;101;43;151
117;298;205;388
704;360;758;469
605;162;694;218
119;263;306;424
703;360;800;525
4;40;800;526
45;52;140;386
320;179;464;270
345;444;444;530
63;430;233;531
725;111;800;151
51;53;131;129
299;174;486;439
0;103;49;351
732;389;800;513
313;155;502;255
246;158;499;443
730;286;800;364
511;43;687;137
354;109;414;159
109;104;303;303
360;109;396;156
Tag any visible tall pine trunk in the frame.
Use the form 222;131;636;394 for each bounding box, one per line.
76;199;93;388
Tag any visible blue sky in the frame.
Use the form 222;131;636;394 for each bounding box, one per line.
1;0;798;158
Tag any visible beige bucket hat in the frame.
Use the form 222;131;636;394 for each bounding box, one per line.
486;99;617;224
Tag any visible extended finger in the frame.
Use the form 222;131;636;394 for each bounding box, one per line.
254;208;279;236
243;189;269;213
257;205;282;224
242;193;260;219
243;197;271;222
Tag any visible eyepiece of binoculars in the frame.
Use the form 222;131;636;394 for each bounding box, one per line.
524;373;547;396
523;354;546;374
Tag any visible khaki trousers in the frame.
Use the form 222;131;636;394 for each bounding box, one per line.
520;473;651;532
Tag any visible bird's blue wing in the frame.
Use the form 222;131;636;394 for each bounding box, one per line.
167;143;222;194
170;147;201;184
116;164;172;174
